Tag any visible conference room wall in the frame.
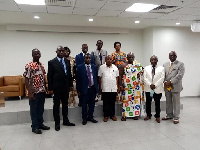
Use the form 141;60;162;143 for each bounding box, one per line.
152;27;200;97
0;25;143;76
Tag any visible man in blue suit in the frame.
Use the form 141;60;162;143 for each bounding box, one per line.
76;53;99;125
75;44;94;107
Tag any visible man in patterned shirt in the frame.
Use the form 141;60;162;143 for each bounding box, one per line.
23;48;50;134
111;42;127;69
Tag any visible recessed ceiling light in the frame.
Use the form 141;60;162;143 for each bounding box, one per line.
34;16;40;19
135;21;140;24
89;18;93;22
14;0;45;5
176;22;180;25
126;3;160;12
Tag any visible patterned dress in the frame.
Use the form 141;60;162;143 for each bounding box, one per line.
121;62;144;118
67;56;76;107
111;51;127;69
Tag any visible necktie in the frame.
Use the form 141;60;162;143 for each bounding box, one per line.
87;65;92;87
152;66;155;80
99;53;102;65
169;62;173;72
60;59;66;74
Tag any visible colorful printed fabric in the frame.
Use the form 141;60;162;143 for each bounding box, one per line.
111;51;127;68
23;62;46;94
121;61;144;118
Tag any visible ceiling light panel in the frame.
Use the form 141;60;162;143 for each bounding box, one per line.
126;3;160;12
14;0;45;5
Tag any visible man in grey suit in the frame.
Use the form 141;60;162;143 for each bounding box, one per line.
162;51;185;124
91;40;107;69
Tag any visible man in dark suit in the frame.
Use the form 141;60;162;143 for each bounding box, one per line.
75;44;94;107
48;46;75;131
76;53;99;125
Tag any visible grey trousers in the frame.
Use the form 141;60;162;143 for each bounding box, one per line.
165;90;180;119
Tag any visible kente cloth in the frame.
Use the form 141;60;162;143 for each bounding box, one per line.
121;61;145;118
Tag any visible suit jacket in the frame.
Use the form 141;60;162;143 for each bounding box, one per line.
76;63;99;95
144;65;165;94
75;53;95;67
91;49;107;69
163;60;185;92
47;57;73;92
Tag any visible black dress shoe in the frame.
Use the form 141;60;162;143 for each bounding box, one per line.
55;125;60;131
39;125;50;130
63;122;75;126
87;118;98;123
82;120;87;125
32;129;42;134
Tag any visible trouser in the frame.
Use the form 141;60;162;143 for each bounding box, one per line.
102;92;116;118
81;86;96;121
165;90;180;119
145;92;162;118
53;90;69;125
29;92;46;130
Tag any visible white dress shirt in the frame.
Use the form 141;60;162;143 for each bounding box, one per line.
144;65;165;94
98;64;119;92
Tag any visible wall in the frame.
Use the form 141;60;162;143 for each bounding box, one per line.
0;25;143;76
152;27;200;96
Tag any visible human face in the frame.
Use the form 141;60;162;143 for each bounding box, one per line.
169;51;177;62
84;55;91;65
127;54;134;64
32;49;41;61
82;44;88;54
150;57;158;67
64;50;70;57
115;43;121;51
56;46;64;58
106;56;112;67
96;41;103;50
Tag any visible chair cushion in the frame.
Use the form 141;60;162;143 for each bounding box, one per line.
4;76;21;86
0;85;20;92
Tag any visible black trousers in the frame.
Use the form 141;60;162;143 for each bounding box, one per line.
145;92;162;118
29;92;46;130
53;90;69;125
102;92;117;118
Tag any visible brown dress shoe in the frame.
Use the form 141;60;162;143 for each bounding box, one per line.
155;118;160;123
103;117;108;122
111;116;117;121
144;116;151;121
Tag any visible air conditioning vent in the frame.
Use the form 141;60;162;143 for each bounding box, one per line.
150;5;178;14
46;0;75;7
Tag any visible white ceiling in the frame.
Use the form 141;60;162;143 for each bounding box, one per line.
0;0;200;29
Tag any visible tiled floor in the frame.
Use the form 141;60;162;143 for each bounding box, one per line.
0;97;200;150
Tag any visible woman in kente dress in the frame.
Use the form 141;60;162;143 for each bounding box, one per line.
64;46;76;107
119;52;144;121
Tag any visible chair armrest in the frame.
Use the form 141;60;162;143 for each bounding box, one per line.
19;76;25;96
0;77;3;87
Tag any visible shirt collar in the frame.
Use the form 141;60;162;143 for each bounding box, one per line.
57;57;63;62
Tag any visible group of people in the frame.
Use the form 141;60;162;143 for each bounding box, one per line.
23;40;185;134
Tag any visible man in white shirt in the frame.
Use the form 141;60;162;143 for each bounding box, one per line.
144;55;165;123
98;55;119;122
